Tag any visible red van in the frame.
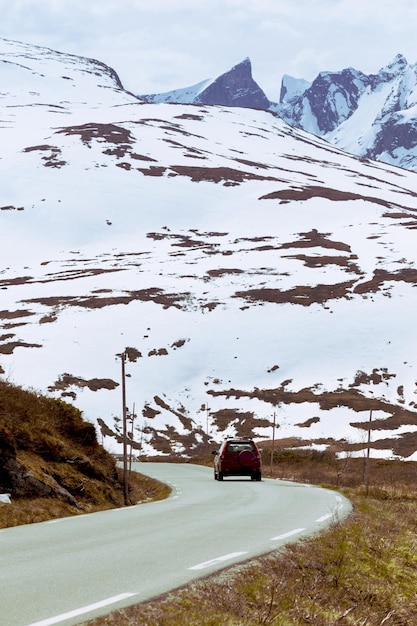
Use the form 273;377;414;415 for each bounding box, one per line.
212;438;262;481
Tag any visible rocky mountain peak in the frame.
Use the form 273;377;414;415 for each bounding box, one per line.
380;53;408;76
279;74;311;104
195;57;270;109
139;57;270;110
272;53;417;171
369;54;409;90
302;67;369;133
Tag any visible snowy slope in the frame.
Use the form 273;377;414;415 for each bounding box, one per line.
2;39;417;460
0;37;139;108
137;78;213;104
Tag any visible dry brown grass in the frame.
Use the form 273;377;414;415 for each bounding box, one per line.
0;469;169;528
0;380;169;528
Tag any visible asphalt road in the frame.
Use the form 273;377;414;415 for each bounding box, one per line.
0;463;352;625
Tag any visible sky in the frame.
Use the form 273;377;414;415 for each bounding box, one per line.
1;0;417;101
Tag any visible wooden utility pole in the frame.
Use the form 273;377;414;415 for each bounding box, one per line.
270;411;276;477
121;352;129;505
129;402;136;472
206;406;210;441
364;409;372;496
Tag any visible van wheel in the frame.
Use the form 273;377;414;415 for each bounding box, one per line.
256;472;262;481
218;472;224;481
214;470;218;480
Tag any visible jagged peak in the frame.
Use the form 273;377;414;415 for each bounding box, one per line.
194;56;270;109
279;74;311;103
379;53;408;76
234;56;251;66
226;57;252;75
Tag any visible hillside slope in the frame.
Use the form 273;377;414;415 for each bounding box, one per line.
0;381;167;527
1;39;417;459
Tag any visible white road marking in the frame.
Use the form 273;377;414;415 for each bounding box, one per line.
315;497;346;523
271;528;305;541
165;482;181;498
27;592;137;626
189;551;248;570
109;505;143;514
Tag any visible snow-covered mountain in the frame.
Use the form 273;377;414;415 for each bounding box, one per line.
274;65;370;136
2;37;417;460
0;37;139;108
141;54;417;174
276;54;417;173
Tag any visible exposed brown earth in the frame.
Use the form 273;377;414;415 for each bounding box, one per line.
0;341;42;355
22;287;192;311
259;185;395;207
279;228;352;252
0;309;34;319
208;382;417;457
168;165;280;184
48;374;119;393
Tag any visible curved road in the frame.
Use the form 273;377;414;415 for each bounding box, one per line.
0;463;351;625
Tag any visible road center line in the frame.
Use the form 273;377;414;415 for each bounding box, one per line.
270;528;305;541
189;551;248;570
27;592;137;626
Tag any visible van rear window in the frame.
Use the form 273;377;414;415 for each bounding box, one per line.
226;442;254;453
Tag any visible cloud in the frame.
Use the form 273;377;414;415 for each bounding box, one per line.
0;0;416;98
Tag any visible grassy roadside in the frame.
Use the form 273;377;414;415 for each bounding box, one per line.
86;455;417;625
0;468;170;527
